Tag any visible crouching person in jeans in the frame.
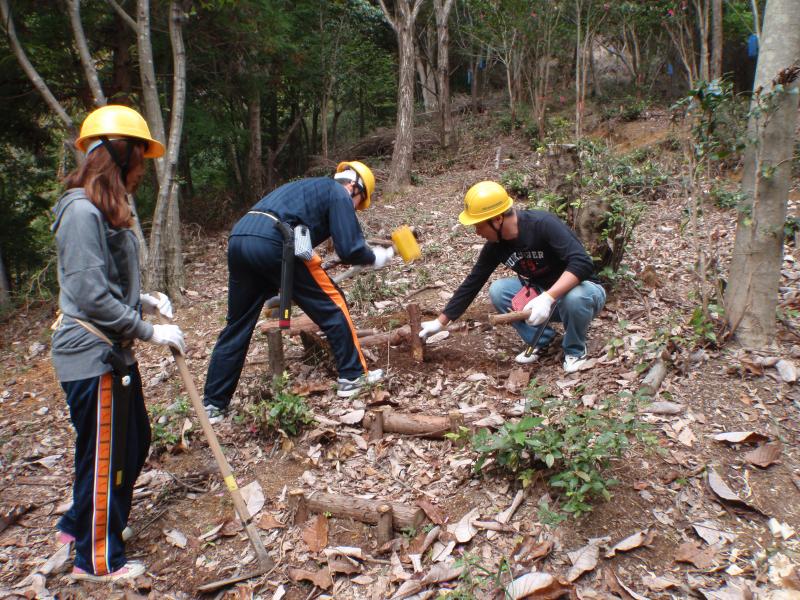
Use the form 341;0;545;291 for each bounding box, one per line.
419;181;605;373
51;105;185;582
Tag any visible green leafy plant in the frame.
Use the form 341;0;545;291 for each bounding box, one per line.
248;373;314;436
441;553;512;599
469;380;647;519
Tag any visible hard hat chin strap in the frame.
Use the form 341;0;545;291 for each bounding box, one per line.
488;214;505;243
99;136;135;183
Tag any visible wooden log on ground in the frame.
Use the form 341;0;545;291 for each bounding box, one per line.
357;325;411;347
488;310;530;326
407;303;424;362
364;408;463;439
266;328;284;379
377;504;394;545
260;314;318;335
297;491;425;530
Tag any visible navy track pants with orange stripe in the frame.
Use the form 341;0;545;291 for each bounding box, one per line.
204;234;367;410
57;367;150;575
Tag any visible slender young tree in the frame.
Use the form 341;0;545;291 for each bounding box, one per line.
379;0;425;191
725;0;800;347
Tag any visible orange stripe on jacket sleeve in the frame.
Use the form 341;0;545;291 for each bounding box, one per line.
305;257;368;373
92;373;113;575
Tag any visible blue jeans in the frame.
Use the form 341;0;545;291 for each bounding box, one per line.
489;277;606;357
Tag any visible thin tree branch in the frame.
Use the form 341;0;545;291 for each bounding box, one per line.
106;0;137;31
0;0;78;139
67;0;107;106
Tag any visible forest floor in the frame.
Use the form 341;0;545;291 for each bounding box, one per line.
2;105;800;600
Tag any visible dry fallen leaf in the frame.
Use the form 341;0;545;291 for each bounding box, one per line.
416;498;446;525
675;541;717;569
240;480;265;517
743;443;782;468
642;575;680;592
706;467;763;514
451;507;480;543
301;514;328;553
339;409;365;425
288;566;333;590
692;520;737;546
165;528;188;549
605;529;653;558
567;539;603;582
513;536;553;566
421;562;465;584
504;571;568;600
712;431;768;444
257;513;286;530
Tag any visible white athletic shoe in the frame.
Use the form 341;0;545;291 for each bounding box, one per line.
563;352;588;373
514;346;541;365
337;369;384;398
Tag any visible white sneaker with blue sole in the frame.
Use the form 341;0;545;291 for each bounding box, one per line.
337;369;384;398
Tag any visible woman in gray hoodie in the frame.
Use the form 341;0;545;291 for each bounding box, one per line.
51;105;185;583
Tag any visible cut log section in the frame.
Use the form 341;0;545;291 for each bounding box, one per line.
288;489;425;531
488;310;530;326
364;408;464;440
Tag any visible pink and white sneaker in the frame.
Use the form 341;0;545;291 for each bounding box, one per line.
70;560;146;583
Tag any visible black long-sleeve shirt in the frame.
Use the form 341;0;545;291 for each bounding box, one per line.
443;210;595;321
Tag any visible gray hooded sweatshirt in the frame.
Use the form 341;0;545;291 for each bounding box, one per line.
51;188;154;382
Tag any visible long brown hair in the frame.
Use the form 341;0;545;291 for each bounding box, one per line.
63;139;145;229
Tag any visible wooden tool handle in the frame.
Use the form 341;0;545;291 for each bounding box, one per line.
156;314;273;569
488;310;531;326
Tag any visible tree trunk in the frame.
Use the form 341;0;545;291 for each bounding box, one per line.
695;0;711;82
67;0;107;107
415;54;437;112
379;0;424;192
247;88;263;202
0;247;10;309
0;0;80;161
142;1;186;296
321;87;330;160
710;0;723;80
433;0;453;149
725;0;800;348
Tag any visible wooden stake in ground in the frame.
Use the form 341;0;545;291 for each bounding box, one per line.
266;327;284;379
407;302;425;362
377;504;394;545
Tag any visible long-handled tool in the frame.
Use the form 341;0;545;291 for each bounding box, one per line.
156;314;274;593
489;301;559;359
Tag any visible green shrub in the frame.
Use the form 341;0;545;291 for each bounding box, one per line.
249;373;314;436
466;380;649;519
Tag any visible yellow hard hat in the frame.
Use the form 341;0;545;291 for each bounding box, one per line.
336;161;375;210
75;105;165;158
459;181;513;225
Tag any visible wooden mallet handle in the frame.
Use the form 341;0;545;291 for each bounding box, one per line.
488;310;531;326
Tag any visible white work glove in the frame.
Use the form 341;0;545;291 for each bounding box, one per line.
140;292;173;319
370;246;395;270
419;319;443;340
524;292;555;326
149;323;186;355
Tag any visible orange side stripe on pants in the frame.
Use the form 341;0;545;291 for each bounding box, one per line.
305;257;368;373
92;373;113;575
